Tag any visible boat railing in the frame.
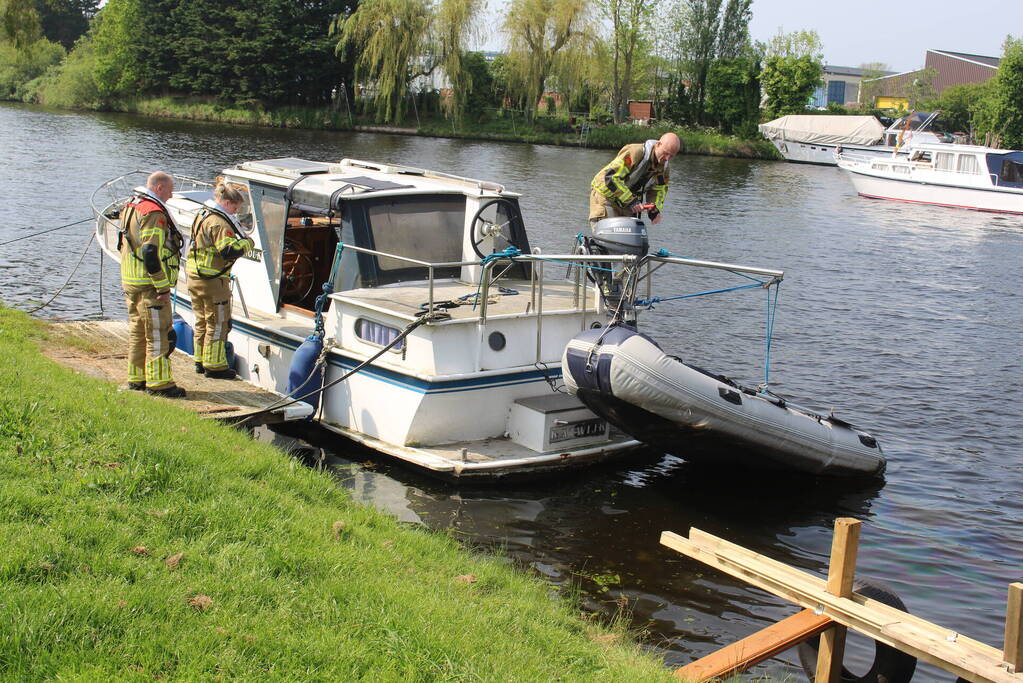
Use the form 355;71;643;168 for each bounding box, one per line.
837;150;892;165
91;171;214;254
333;243;783;366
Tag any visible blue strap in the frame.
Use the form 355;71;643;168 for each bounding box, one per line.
314;242;344;337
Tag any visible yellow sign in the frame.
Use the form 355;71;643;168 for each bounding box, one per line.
875;96;909;110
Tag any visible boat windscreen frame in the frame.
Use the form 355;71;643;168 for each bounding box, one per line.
249;181;289;306
987;151;1023;188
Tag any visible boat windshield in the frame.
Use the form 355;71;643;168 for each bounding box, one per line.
987;152;1023;187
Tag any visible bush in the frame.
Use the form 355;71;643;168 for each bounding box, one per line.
32;37;100;108
0;38;65;100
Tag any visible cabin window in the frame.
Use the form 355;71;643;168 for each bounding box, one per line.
355;318;404;352
910;150;932;163
1000;159;1023;184
957;155;981;175
871;163;889;172
367;195;466;283
935;152;955;171
892;165;910;174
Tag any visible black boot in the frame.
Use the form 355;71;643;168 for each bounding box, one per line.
147;385;187;399
195;362;205;374
127;381;146;391
204;368;237;380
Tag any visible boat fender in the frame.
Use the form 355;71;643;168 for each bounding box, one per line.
171;315;194;356
287;334;324;415
797;578;917;683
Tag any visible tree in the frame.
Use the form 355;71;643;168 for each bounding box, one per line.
596;0;658;123
991;35;1023;149
501;0;592;118
335;0;481;123
461;51;495;120
856;61;888;109
705;53;759;134
34;0;97;50
673;0;722;122
715;0;750;59
761;29;823;118
1;0;40;47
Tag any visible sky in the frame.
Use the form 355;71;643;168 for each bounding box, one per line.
479;0;1022;73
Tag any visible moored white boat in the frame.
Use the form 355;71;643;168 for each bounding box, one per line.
837;143;1023;214
760;113;945;166
92;158;787;480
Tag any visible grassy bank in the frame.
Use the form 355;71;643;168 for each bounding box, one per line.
86;96;780;160
0;304;675;681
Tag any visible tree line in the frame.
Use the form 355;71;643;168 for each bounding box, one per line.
1;0;1021;147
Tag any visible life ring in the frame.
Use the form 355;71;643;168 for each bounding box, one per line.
797;578;917;683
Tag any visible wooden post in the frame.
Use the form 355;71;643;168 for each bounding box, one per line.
1005;583;1023;673
815;518;861;682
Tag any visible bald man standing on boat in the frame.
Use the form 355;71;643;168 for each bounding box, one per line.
119;171;185;398
589;132;679;228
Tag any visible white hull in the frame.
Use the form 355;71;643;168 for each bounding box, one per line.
842;167;1023;214
771;139;891;166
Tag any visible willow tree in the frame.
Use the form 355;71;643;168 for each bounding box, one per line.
333;0;481;124
1;0;40;47
501;0;592;118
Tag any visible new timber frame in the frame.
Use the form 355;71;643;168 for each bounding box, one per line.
661;518;1023;682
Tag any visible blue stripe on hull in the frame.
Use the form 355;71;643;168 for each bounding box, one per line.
173;293;562;395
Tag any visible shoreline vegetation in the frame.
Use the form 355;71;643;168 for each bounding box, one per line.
0;304;677;680
32;96;782;160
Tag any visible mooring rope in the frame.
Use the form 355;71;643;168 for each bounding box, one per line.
26;232;96;314
0;217;93;248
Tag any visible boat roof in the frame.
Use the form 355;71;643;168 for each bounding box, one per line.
907;142;1019;155
223;157;519;213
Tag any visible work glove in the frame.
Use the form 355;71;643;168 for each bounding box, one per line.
647;207;660;222
627;199;644;215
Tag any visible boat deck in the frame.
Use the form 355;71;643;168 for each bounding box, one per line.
44;320;314;425
333;278;593;321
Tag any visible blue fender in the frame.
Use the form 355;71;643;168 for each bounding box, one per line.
171;315;194;356
287;335;324;414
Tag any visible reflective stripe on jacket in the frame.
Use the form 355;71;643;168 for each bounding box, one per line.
186;208;254;279
119;197;181;290
591;141;670;211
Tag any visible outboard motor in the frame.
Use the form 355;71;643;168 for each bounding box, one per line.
586;217;649;321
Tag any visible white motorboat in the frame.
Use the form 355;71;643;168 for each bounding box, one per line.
563;324;885;477
837;143;1023;214
760;112;945;166
92;158;785;480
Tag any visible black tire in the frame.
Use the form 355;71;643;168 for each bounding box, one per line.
797;578;917;683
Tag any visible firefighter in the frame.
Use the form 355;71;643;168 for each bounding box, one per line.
120;171;185;397
589;132;680;228
185;182;254;379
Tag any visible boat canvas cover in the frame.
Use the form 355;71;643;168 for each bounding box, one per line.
759;115;885;146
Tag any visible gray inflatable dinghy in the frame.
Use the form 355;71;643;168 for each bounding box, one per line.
562;324;885;477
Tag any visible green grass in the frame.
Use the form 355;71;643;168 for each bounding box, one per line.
0;304;675;681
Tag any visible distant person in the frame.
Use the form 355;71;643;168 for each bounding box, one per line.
185;182;254;379
589;132;680;228
119;171;185;397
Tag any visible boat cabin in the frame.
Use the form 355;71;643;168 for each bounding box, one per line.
200;157;534;315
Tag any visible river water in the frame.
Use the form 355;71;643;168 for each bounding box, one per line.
2;102;1021;679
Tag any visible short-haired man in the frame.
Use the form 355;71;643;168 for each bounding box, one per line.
589;132;680;227
119;171;185;397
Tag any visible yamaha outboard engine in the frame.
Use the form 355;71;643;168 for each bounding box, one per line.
586;217;649;322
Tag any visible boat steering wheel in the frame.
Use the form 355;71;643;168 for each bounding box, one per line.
469;198;522;259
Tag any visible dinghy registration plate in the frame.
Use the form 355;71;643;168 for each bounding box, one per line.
549;418;607;443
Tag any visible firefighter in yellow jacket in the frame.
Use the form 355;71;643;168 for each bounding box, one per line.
119;171;185;397
186;182;254;379
589;132;680;227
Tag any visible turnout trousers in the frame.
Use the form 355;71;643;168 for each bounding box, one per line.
123;284;175;390
188;276;232;371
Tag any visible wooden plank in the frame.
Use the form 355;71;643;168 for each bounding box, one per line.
661;529;1021;683
816;518;861;683
674;609;832;682
1006;583;1023;673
